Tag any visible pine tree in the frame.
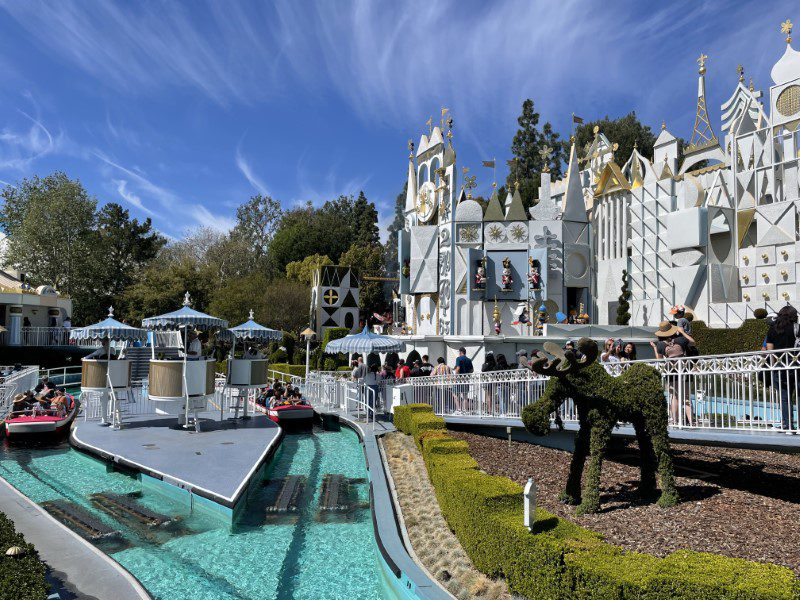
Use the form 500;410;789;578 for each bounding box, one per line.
616;269;631;325
506;99;565;212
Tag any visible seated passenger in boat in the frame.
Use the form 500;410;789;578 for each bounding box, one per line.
51;396;67;418
33;396;51;416
11;393;29;416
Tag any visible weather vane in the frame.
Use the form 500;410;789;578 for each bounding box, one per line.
781;19;793;44
463;168;477;199
697;52;708;75
539;145;554;173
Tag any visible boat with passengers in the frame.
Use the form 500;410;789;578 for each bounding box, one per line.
5;390;78;438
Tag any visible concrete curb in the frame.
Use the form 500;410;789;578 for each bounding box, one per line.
0;475;152;600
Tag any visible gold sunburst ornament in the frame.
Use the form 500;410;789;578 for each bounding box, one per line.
488;224;503;242
460;224;478;243
539;145;554;173
510;224;527;242
781;19;793;44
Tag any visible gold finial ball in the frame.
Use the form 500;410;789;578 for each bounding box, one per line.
592;125;600;135
5;546;26;557
661;120;666;130
612;142;619;152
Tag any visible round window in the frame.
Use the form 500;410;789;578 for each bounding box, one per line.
776;85;800;117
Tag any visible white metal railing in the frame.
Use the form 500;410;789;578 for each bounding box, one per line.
304;373;388;424
40;365;83;389
305;348;800;436
0;366;39;416
19;327;71;346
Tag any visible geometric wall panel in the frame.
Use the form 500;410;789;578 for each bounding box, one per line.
756;202;795;246
410;226;439;293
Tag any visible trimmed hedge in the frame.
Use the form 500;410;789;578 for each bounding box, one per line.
692;319;769;356
268;363;307;378
393;408;800;599
0;512;48;600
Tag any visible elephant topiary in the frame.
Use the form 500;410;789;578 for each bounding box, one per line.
521;338;678;515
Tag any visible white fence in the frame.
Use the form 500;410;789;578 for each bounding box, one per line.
306;348;800;435
0;366;40;416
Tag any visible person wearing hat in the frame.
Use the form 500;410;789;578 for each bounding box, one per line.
184;329;203;360
651;321;693;425
11;393;29;416
516;349;529;370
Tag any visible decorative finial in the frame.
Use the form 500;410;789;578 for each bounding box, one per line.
514;179;520;191
592;125;600;135
611;142;619;160
407;139;414;158
697;52;708;75
569;134;575;143
633;140;638;150
781;19;793;44
463;170;477;199
425;116;433;135
749;77;754;92
440;107;450;131
183;291;191;306
539;145;554;173
108;306;114;318
248;309;254;320
661;120;666;130
737;64;744;82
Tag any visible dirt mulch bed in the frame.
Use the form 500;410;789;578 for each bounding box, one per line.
450;431;800;574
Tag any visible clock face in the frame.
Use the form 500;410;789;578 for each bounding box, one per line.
416;181;437;222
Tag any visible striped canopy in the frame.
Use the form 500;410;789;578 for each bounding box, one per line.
324;326;404;354
69;308;147;342
142;292;228;331
218;310;282;342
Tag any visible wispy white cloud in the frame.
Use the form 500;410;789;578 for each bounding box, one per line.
293;154;371;206
189;204;235;232
235;144;270;196
0;108;57;170
93;150;178;207
113;179;159;217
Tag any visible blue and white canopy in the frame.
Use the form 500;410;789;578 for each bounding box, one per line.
324;326;404;354
142;292;228;331
69;307;147;342
219;310;282;342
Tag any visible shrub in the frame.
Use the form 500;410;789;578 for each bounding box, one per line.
397;410;799;599
281;330;297;363
318;327;350;370
692;319;769;355
0;512;48;600
269;348;288;363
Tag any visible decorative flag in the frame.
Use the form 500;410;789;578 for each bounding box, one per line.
482;160;495;168
572;114;584;124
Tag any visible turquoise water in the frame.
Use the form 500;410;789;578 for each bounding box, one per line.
0;427;394;599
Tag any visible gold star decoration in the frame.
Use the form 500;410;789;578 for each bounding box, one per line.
488;224;503;242
539;145;554;173
510;224;527;242
781;19;793;44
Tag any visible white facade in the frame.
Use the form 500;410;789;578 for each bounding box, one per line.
396;23;800;342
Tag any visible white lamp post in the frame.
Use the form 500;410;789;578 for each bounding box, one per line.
524;477;537;531
301;328;316;381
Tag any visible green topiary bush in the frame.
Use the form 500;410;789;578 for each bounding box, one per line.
269;348;288;363
318;327;350;370
0;512;48;600
397;409;799;599
692;319;769;355
268;363;307;378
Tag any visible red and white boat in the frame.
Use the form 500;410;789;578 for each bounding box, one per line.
5;396;78;439
266;403;314;427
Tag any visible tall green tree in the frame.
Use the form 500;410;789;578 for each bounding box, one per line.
616;269;631;325
340;242;387;314
384;182;406;277
232;194;281;269
84;203;165;321
285;254;333;286
574;112;656;166
0;173;99;322
506;99;566;211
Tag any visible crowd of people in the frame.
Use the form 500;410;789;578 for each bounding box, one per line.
10;377;74;418
254;379;310;409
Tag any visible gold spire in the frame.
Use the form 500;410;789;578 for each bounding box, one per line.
781;19;793;44
697;52;708;75
688;53;717;151
661;120;666;130
737;64;744;82
749;77;754;92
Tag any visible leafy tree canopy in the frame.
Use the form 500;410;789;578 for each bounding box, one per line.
574;112;656;167
286;254;333;286
340;242;387;314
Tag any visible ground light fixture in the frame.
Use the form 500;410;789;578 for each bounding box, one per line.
524;477;537;531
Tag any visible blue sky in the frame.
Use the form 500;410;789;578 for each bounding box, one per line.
0;1;794;240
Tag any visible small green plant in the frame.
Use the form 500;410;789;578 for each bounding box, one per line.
616;269;631;325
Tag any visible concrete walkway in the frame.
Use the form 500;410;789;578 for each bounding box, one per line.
0;476;150;600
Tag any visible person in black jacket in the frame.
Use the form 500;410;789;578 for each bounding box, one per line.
766;305;799;433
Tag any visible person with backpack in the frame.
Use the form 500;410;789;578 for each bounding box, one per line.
453;347;474;415
651;321;693;425
669;305;698;355
765;305;799;433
